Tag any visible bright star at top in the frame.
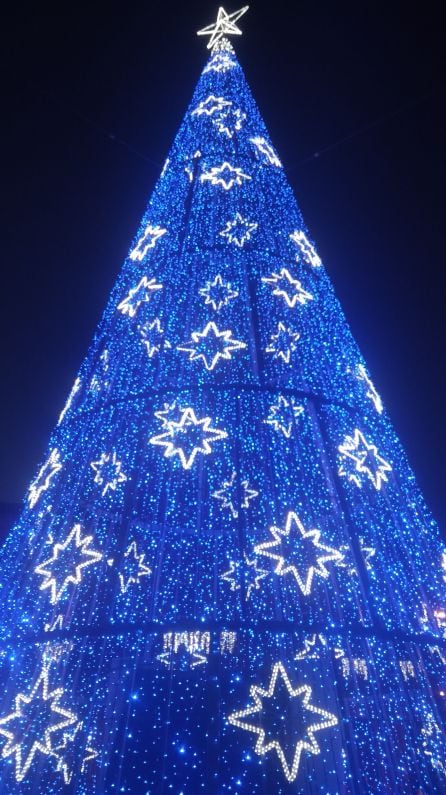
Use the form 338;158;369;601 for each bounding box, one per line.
28;448;62;509
219;213;258;247
338;428;392;490
201;162;251;190
227;661;338;782
0;665;78;783
290;230;322;268
197;6;249;49
149;407;228;470
199;274;239;311
254;511;343;596
34;523;103;604
129;224;167;262
262;268;314;308
177;321;246;371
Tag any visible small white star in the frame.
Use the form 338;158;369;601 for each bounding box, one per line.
212;471;258;518
338;429;392;490
201;162;251;190
265;322;300;364
28;448;62;509
117;276;163;318
290;230;322;268
177;321;246;371
250;137;282;167
191;95;232;116
117;541;152;594
90;451;127;496
220;553;268;600
264;395;304;438
138;317;171;358
213;108;246;138
197;6;249;49
34;524;103;604
199;274;239;311
149;407;227;470
262;268;313;308
129;224;167;261
219;213;258;247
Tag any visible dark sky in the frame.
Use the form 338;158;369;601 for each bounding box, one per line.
1;2;445;533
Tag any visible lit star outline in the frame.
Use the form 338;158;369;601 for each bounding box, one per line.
336;538;376;576
197;6;249;49
117;276;163;318
129;224;167;262
55;721;98;784
154;400;187;430
149;407;228;470
290;230;322;268
265;322;300;364
0;665;78;783
220;553;268;600
219;213;258;247
262;268;313;308
338;428;392;490
90;451;127;496
356;364;383;414
191;95;232;117
200;162;251;190
177;321;246;371
212;471;259;518
35;523;103;604
138;317;172;358
254;511;343;596
118;541;152;594
213;107;246;138
227;661;338;783
264;395;304;438
199;274;239;312
28;448;62;509
250;136;282;167
203;50;237;74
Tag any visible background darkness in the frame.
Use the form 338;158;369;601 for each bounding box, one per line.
1;2;445;536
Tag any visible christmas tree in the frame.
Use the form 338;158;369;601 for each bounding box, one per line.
1;7;446;793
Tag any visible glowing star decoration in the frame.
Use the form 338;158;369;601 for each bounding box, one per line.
191;95;232;117
336;538;376;576
200;162;251;190
338;428;392;490
212;471;258;518
356;364;383;413
117;541;152;594
149;407;228;470
213;107;246;138
58;376;81;425
219;213;258;247
157;631;210;668
199;274;239;312
55;722;98;785
117;276;163;318
264;395;304;438
34;524;103;604
0;665;77;783
254;511;343;596
250;136;282;167
138;317;171;358
197;5;249;49
203;50;236;73
227;661;338;783
28;448;62;509
295;634;328;661
154;400;188;430
265;322;300;364
90;451;127;497
290;230;322;268
177;321;246;371
220;553;268;600
262;268;313;308
129;224;167;261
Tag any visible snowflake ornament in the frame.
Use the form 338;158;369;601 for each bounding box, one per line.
338;429;392;490
265;322;300;364
227;661;338;783
219;213;258;247
28;448;62;509
199;274;239;311
262;268;313;308
149;407;227;470
90;451;127;497
117;276;163;318
254;511;343;596
212;471;258;518
129;224;167;262
200;162;251;190
264;395;304;438
177;321;246;371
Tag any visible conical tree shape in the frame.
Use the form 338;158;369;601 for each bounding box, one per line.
1;36;446;794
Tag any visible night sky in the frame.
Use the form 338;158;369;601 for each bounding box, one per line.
1;2;445;534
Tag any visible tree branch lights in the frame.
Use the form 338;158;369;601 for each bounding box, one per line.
227;662;338;783
254;511;343;596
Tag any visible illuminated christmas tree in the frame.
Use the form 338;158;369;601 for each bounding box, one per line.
1;7;446;793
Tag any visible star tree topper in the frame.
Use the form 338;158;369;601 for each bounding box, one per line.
228;661;338;782
197;6;249;49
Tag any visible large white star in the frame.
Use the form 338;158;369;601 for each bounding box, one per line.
197;6;249;49
228;661;338;782
262;268;313;308
34;524;103;604
0;666;77;783
149;407;227;470
338;428;392;490
200;162;251;190
177;321;246;370
254;511;343;596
